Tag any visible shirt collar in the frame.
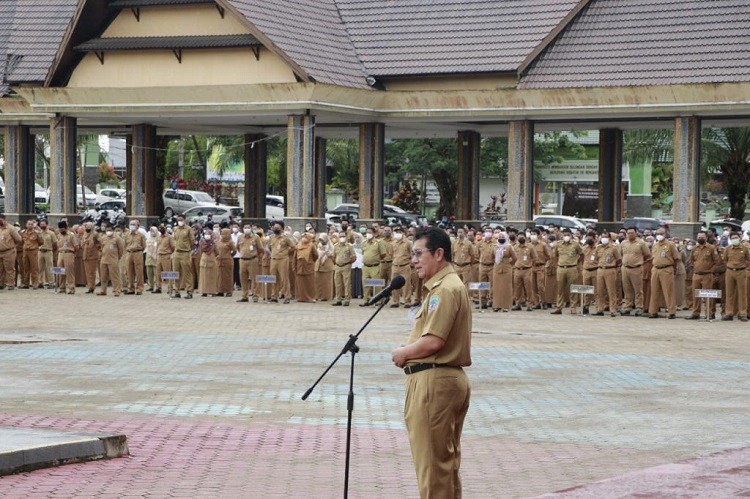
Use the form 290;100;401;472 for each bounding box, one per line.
423;264;454;291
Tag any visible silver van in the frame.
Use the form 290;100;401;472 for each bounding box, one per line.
162;189;217;217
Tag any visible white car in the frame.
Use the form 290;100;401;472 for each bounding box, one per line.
182;204;243;224
265;194;285;220
35;183;49;205
162;189;217;217
96;188;126;207
533;214;587;232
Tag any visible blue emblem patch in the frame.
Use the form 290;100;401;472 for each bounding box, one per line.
428;295;440;312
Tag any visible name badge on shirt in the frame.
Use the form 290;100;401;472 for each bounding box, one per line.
661;250;667;258
109;244;114;251
590;255;595;261
523;255;528;261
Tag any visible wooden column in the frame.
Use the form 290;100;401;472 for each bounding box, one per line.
313;137;328;225
456;130;481;222
506;120;534;226
243;133;267;220
358;122;385;223
598;128;623;232
49;116;77;216
129;124;157;217
672;116;702;239
3;125;35;218
286;114;316;221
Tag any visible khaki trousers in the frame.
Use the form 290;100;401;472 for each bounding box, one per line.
0;249;16;287
649;267;676;315
380;261;393;286
390;263;412;305
724;268;747;317
239;258;260;298
362;264;381;301
126;252;145;293
334;264;352;301
56;251;75;293
22;249;39;287
621;265;644;311
691;273;716;317
596;268;618;313
453;263;471;286
477;264;493;302
84;258;98;290
581;269;597;308
173;252;194;292
38;249;54;286
270;257;290;298
513;267;533;306
99;262;122;295
405;366;470;499
155;254;174;292
531;266;546;307
556;266;580;310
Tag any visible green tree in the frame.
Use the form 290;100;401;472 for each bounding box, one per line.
327;139;359;197
702;127;750;219
266;135;287;196
623;129;674;208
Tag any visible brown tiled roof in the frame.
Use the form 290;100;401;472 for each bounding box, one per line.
519;0;750;89
335;0;580;77
227;0;371;88
0;0;18;95
74;34;261;51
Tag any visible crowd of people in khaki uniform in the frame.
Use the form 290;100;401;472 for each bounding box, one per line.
2;210;749;322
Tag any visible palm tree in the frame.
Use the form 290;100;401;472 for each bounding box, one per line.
702;127;750;219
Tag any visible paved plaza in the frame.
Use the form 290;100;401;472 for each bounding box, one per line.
0;288;748;498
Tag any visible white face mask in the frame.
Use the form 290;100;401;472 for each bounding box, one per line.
731;238;740;246
339;235;347;242
177;221;185;227
562;236;571;243
394;233;403;240
129;225;137;232
687;245;694;251
365;233;374;240
105;231;113;237
243;229;252;235
656;235;665;242
530;234;538;242
204;234;211;240
723;230;730;236
484;232;492;239
600;237;609;245
232;227;239;233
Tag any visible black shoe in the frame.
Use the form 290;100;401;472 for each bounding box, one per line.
124;290;135;295
493;308;500;312
390;304;399;308
593;312;604;316
668;314;676;319
237;298;249;303
511;306;521;311
740;316;749;322
526;307;533;312
649;314;658;319
620;309;631;316
582;307;589;315
252;296;259;303
533;305;541;310
283;298;290;304
550;309;562;315
135;291;142;295
721;315;733;321
269;298;278;303
685;315;700;320
709;314;716;320
343;301;350;307
185;293;193;299
174;292;181;298
152;288;162;294
359;303;369;307
85;288;94;294
332;301;342;306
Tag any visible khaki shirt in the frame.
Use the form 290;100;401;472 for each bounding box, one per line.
556;240;582;267
723;244;750;270
236;234;262;259
38;229;58;251
620;238;651;267
452;238;475;266
689;243;720;273
0;225;22;251
269;233;295;260
100;234;124;264
57;232;79;253
651;240;680;267
596;244;621;268
361;239;384;266
582;244;599;270
392;238;412;266
405;265;472;367
530;240;550;266
334;241;356;266
476;239;496;265
157;234;176;255
22;229;42;250
124;231;146;253
82;231;102;260
173;225;194;253
380;237;394;262
513;244;537;269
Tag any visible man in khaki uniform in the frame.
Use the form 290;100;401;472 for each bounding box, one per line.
153;226;175;295
36;219;57;289
594;234;621;316
620;228;651;316
391;227;471;499
580;235;598;314
55;221;79;294
512;234;537;311
379;227;395;286
685;231;721;320
389;228;413;307
20;219;41;289
529;229;551;309
0;215;22;290
332;230;356;306
451;228;475;286
124;220;146;295
268;221;296;303
172;215;195;299
475;229;496;306
97;225;125;296
81;222;102;293
236;223;263;302
648;228;681;318
360;226;385;305
551;228;583;314
721;233;750;321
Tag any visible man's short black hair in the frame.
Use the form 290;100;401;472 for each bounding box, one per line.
274;220;285;229
415;227;452;262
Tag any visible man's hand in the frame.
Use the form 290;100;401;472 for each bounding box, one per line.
392;346;408;368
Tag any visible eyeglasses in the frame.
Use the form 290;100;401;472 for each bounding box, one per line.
410;248;435;259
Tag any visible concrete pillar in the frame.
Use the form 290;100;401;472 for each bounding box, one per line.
286;114;319;229
3;125;35;219
671;116;702;239
128;124;158;219
243;133;267;221
598;128;623;233
358;122;385;224
456;130;480;223
313;137;327;228
49;116;77;218
506;120;534;226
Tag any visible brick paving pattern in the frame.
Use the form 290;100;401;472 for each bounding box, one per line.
0;289;748;497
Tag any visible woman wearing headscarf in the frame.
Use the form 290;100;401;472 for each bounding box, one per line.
198;227;219;296
492;231;517;312
315;232;335;301
295;231;319;302
216;227;236;296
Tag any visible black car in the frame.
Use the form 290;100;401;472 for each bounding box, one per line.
621;217;667;231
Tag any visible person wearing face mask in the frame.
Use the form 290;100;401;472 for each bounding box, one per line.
647;228;680;319
579;234;599;314
720;232;749;321
332;231;356;306
529;228;551;310
153;225;175;295
294;232;318;303
379;227;395;287
511;232;537;311
235;223;263;302
229;222;242;291
315;233;335;302
619;228;651;316
81;221;102;294
171;215;195;299
492;231;517;312
712;237;728;313
55;220;79;294
389;228;413;307
197;227;219;297
73;224;88;287
144;226;159;293
96;224;125;296
475;227;497;308
593;232;621;317
685;231;721;320
451;228;475;287
215;228;236;297
551;228;583;315
123;219;147;295
0;215;22;290
36;219;58;289
268;221;296;303
360;226;386;306
19;219;41;290
544;235;558;308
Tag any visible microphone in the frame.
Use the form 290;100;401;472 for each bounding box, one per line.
365;275;406;306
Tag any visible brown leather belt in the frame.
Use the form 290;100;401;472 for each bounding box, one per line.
624;264;642;269
655;265;673;269
559;264;577;268
598;266;616;269
728;267;747;271
403;363;452;375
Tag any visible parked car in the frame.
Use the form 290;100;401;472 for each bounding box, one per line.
96;188;126;207
326;202;426;226
182;204;243;224
621;217;668;232
265;194;285;220
46;184;96;209
35;183;49;205
162;189;217;217
705;218;743;233
533;214;587;232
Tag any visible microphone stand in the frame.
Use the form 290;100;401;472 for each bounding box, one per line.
302;293;392;499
